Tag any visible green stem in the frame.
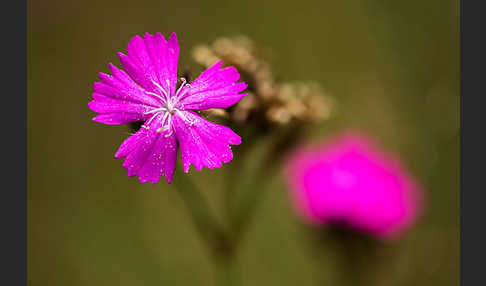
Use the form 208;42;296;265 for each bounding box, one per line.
232;124;303;241
172;169;239;286
213;253;240;286
232;162;276;240
172;171;231;260
326;227;382;286
171;122;302;285
223;152;244;229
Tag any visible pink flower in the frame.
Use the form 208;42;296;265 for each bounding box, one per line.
284;133;423;239
89;33;247;184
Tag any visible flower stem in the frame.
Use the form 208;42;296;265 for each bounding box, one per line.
232;163;276;241
223;154;243;228
315;227;382;286
232;124;303;241
213;252;240;286
171;123;302;285
172;171;231;260
172;169;240;286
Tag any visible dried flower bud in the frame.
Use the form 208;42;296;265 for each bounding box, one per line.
191;36;333;129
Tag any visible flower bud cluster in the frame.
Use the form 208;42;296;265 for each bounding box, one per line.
192;36;333;127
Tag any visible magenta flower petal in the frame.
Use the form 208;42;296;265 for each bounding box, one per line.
179;61;248;110
284;133;424;239
115;130;148;159
137;131;178;184
117;113;178;183
120;32;179;95
92;112;147;125
93;65;160;107
88;93;152;115
120;114;164;176
173;110;241;172
89;33;246;183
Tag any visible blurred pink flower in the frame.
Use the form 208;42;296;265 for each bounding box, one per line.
89;32;247;184
284;132;424;239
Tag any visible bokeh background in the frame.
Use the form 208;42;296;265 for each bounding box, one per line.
28;0;459;285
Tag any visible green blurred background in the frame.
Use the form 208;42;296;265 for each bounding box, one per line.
28;0;459;285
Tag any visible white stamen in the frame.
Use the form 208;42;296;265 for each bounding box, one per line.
145;91;167;104
150;78;169;99
177;83;192;102
169;78;192;109
175;78;187;97
161;111;170;125
156;112;171;133
166;79;171;93
167;99;174;112
156;126;168;133
144;107;167;115
164;113;173;130
176;109;194;126
142;112;163;130
164;131;173;138
175;87;190;101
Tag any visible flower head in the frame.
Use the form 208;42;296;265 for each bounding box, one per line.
89;32;248;184
284;133;423;239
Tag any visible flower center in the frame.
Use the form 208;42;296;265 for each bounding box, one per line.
141;77;193;136
146;77;191;111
